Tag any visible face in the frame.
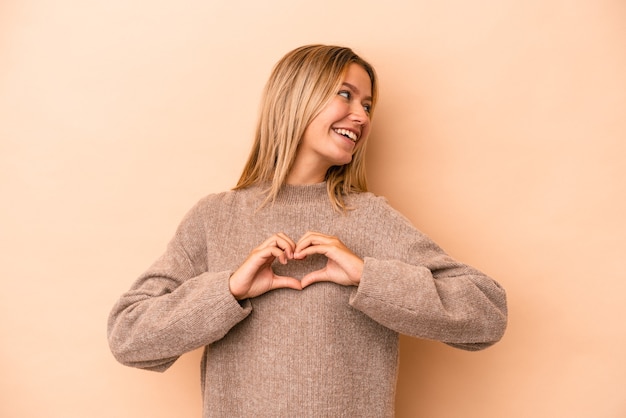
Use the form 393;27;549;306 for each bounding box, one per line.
292;63;373;182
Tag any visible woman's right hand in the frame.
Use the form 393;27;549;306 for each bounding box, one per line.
229;233;302;300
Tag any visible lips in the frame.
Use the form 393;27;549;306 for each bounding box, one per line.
333;128;359;142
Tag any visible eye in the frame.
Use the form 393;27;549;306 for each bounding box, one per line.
363;103;372;114
338;90;351;100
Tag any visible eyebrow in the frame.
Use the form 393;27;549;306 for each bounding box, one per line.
342;82;373;102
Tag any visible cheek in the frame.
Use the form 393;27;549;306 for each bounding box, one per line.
361;123;372;140
354;134;369;153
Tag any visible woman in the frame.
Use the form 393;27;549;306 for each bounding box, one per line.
108;44;507;417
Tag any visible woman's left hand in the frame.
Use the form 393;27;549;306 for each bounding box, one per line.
294;231;363;288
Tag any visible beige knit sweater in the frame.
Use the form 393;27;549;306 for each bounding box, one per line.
108;183;507;417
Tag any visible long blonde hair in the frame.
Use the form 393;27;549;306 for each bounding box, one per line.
234;44;378;211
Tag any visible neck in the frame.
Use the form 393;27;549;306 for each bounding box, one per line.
286;157;329;185
285;171;326;185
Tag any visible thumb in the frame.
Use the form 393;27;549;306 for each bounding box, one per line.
272;274;303;291
300;268;328;288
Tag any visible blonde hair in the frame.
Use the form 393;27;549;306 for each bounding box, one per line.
234;44;378;211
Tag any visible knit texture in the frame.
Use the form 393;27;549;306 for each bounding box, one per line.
108;183;507;417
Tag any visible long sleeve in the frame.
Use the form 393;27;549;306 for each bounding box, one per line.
348;199;507;350
107;184;507;416
107;200;251;371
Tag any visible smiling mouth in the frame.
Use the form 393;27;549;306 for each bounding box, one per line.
333;128;358;142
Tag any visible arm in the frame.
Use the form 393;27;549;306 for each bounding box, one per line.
107;201;251;372
350;237;507;350
294;195;507;350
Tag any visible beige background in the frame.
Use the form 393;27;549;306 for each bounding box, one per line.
2;0;625;417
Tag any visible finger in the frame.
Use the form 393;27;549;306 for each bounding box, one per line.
295;232;334;254
271;275;303;291
274;232;296;250
275;233;296;258
265;246;289;265
261;233;296;258
293;243;331;260
299;269;328;288
276;232;296;246
234;248;279;285
297;230;330;244
259;233;293;249
250;245;288;266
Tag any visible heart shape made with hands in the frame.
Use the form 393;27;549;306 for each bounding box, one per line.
229;231;364;300
271;252;328;279
274;231;364;287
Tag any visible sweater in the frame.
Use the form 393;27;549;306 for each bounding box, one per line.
107;183;507;417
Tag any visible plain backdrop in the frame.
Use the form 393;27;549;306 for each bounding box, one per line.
1;0;625;417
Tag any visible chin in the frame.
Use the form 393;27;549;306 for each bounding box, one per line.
335;157;353;167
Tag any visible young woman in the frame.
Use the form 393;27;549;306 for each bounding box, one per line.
108;44;507;417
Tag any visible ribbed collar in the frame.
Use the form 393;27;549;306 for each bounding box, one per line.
275;182;329;205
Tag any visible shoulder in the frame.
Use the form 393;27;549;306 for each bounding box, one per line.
179;186;263;226
193;186;263;211
344;191;440;259
344;192;428;249
346;191;414;228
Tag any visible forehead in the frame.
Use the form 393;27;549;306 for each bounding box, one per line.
342;63;372;98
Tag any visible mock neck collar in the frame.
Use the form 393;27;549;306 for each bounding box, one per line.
274;182;328;205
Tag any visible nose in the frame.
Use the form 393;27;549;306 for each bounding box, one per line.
349;102;369;125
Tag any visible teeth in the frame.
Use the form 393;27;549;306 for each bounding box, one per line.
334;128;357;142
